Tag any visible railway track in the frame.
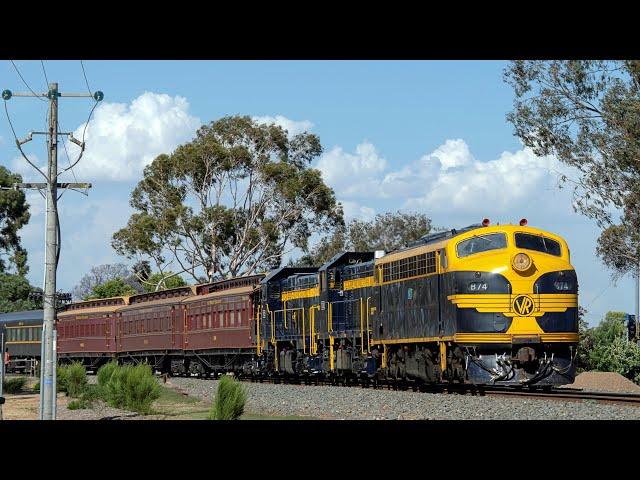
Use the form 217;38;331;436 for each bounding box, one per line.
194;373;640;407
480;386;640;405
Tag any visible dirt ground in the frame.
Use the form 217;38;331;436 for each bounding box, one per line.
1;392;69;420
1;376;311;420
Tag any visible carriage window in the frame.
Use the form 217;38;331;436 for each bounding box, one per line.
515;233;561;256
456;233;507;258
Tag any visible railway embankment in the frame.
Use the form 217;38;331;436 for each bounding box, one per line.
166;376;640;420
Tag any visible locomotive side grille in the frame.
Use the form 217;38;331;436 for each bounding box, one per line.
381;251;436;284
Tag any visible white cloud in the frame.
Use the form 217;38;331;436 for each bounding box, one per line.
398;141;566;215
317;141;388;198
10;152;46;181
22;193;134;292
340;200;376;221
252;115;314;137
316;138;575;219
68;92;200;182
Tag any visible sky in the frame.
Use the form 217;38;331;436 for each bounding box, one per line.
0;60;634;326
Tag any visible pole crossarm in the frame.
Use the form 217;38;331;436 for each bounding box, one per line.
32;131;75;136
3;89;103;101
13;182;92;190
10;92;95;98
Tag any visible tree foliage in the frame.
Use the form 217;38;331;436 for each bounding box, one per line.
86;278;138;300
0;272;41;313
74;263;190;300
296;211;433;266
504;61;640;278
72;263;135;300
142;272;187;292
577;310;640;383
112;115;343;282
0;166;30;275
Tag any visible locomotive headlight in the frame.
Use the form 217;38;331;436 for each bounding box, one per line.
512;252;532;272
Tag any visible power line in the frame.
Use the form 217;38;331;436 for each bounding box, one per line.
40;60;49;89
56;121;79;201
80;60;91;95
9;60;46;102
3;99;48;180
584;279;615;311
56;99;99;179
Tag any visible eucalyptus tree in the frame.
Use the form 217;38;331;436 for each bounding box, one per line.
505;60;640;277
113;115;343;282
0;165;30;275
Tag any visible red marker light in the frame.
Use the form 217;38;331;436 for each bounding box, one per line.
519;218;528;226
482;218;490;227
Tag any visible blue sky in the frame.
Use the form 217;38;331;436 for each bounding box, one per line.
0;60;634;326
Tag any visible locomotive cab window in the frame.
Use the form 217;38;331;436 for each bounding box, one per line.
514;232;561;256
456;233;507;258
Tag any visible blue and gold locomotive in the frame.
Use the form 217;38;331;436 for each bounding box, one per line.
254;219;578;387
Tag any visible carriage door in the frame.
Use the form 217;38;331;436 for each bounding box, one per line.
171;307;176;348
105;314;110;350
118;314;123;350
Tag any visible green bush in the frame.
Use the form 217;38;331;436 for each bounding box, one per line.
97;361;118;388
3;376;27;394
67;399;86;410
64;362;88;398
208;375;246;420
57;365;68;393
103;365;129;408
578;311;640;384
103;363;160;414
31;368;67;392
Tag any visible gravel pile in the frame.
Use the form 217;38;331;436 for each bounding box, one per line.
563;372;640;394
168;377;640;420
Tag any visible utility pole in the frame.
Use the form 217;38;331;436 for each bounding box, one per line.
2;82;102;420
636;262;639;343
41;81;59;420
0;331;5;421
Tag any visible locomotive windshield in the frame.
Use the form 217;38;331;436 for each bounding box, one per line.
456;232;507;258
515;233;561;256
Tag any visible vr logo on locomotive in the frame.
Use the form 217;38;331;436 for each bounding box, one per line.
513;294;534;316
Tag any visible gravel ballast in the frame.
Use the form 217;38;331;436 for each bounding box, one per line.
168;377;640;420
561;372;640;394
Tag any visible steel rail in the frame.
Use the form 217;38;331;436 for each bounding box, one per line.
184;372;640;406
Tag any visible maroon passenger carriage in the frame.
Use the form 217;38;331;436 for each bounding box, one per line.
179;275;262;376
57;275;264;376
115;286;193;373
57;297;125;368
